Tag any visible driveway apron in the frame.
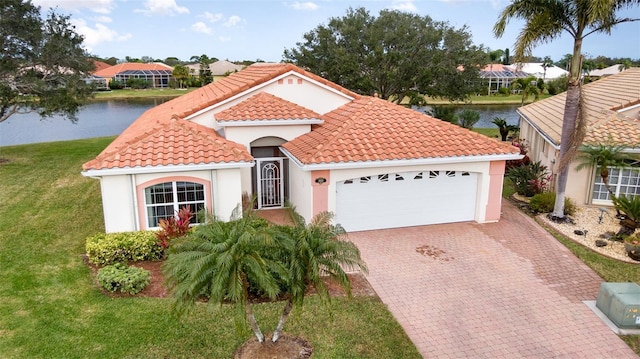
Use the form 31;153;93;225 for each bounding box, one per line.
348;201;637;358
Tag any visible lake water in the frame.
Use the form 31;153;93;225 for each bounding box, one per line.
0;98;169;147
0;99;520;147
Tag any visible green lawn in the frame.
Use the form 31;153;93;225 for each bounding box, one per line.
423;94;552;105
0;138;421;359
93;88;196;100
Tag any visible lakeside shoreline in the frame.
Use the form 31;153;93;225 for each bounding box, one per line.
93;89;542;106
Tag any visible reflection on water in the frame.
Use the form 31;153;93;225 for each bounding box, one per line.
0;97;521;147
0;98;170;147
415;104;521;128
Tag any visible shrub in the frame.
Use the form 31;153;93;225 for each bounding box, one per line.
97;262;150;295
126;78;150;89
86;231;164;265
155;206;194;248
529;192;576;215
457;109;480;129
497;87;510;96
429;106;457;124
506;161;549;197
108;80;124;90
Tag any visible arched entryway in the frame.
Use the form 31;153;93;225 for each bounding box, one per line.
250;137;289;209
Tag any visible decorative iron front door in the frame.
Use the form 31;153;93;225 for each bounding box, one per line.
256;158;284;209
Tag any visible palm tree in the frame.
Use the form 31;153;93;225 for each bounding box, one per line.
270;209;367;342
171;65;190;89
494;0;640;220
163;209;282;343
510;76;541;106
492;117;519;141
541;56;554;81
575;142;630;200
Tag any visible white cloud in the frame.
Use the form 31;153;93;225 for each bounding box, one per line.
93;16;112;23
32;0;114;14
201;11;223;23
219;36;231;42
224;15;242;27
135;0;189;16
71;18;132;52
388;0;418;12
291;2;318;11
191;21;213;35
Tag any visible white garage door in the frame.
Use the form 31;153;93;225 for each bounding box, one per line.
335;170;478;232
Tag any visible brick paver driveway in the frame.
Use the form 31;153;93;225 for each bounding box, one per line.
348;201;637;358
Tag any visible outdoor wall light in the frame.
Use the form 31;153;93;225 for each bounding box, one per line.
315;177;327;184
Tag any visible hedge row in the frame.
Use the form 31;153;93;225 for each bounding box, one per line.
86;231;163;265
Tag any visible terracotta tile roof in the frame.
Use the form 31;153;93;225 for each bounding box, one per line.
84;63;358;171
518;68;640;149
215;92;321;122
82;117;252;171
282;96;520;165
92;60;112;74
93;62;174;78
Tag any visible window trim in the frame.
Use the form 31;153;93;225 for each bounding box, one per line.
136;176;211;230
591;165;640;205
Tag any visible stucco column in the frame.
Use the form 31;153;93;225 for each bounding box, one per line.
485;160;506;222
311;170;330;216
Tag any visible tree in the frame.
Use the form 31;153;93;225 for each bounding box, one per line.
503;48;511;64
428;106;457;124
190;54;215;85
164;57;181;66
457;109;481;130
163;209;282;343
270;210;367;342
575;143;630;200
510;76;541;106
172;65;190;89
494;0;640;220
284;7;487;105
0;0;95;123
492;117;519;141
541;56;554;80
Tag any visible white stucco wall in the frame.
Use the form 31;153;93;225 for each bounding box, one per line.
99;175;136;233
225;125;310;151
95;168;245;232
519;117;592;205
214;168;243;221
287;162;312;222
187;72;353;129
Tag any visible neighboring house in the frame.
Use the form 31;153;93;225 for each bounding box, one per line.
186;60;245;81
480;63;530;94
588;64;625;78
509;63;569;81
93;62;174;88
82;63;521;233
210;60;245;81
517;67;640;206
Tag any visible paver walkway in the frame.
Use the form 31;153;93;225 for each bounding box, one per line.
348;201;637;358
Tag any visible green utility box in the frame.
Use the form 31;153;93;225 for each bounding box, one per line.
596;282;640;329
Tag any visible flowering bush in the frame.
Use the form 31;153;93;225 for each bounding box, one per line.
507;161;549;197
155;206;194;248
505;138;531;171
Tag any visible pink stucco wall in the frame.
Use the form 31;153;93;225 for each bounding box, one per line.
485;160;506;222
311;170;330;216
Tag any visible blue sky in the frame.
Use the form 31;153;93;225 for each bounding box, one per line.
32;0;640;63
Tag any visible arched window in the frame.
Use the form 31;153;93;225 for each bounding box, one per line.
144;181;205;227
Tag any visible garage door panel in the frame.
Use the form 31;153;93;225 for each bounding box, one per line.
336;171;477;232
